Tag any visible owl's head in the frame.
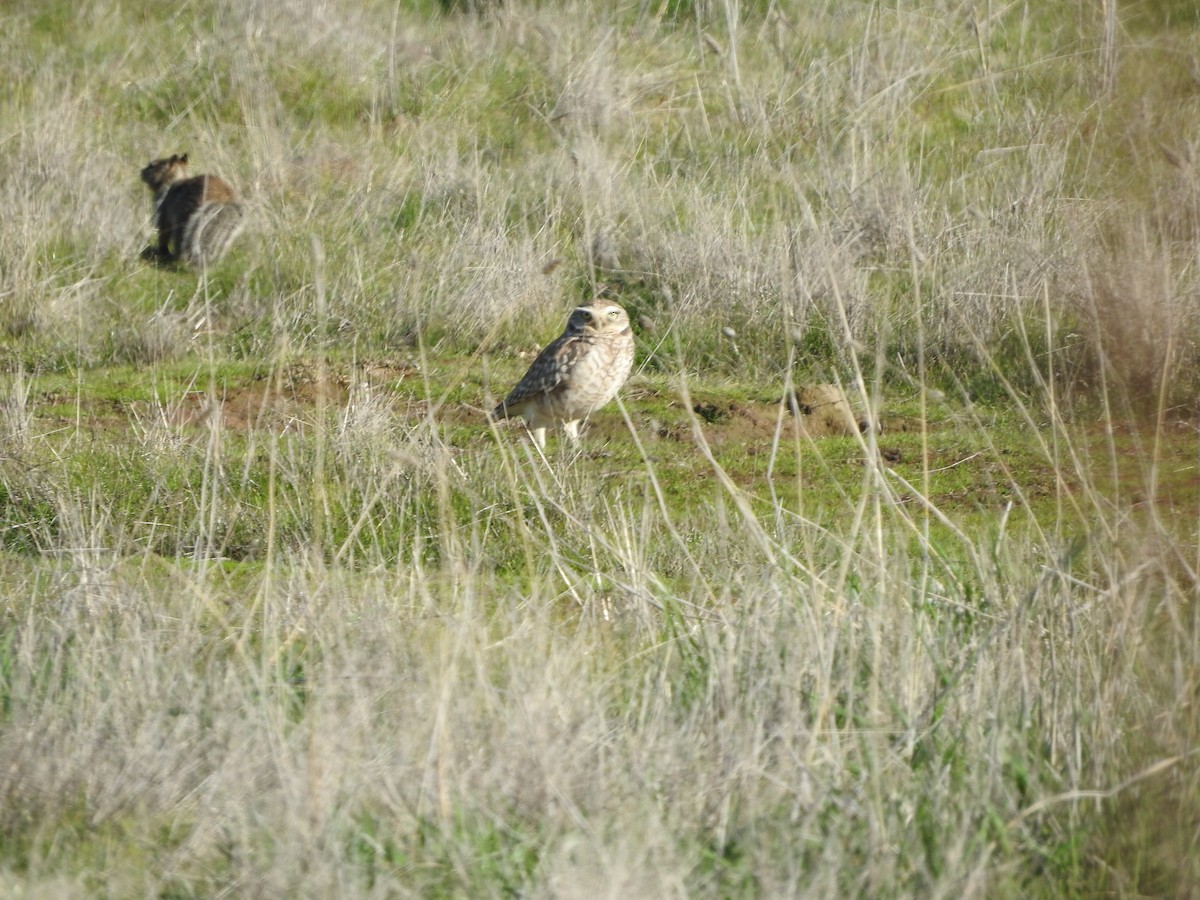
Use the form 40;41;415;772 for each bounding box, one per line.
567;301;630;335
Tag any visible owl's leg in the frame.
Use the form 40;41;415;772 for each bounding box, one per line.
562;420;581;445
530;426;547;449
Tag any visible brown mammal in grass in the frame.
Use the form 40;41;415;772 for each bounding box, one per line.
140;153;244;268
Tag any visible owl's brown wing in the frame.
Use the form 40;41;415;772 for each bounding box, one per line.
498;334;591;407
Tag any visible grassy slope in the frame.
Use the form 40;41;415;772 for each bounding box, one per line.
1;0;1198;896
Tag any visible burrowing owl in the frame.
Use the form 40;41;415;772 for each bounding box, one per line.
492;301;634;448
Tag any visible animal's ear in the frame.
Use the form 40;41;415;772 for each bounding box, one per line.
177;153;189;164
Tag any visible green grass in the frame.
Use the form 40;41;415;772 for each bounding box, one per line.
0;0;1198;895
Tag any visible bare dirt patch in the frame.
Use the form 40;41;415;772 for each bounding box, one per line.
163;363;417;431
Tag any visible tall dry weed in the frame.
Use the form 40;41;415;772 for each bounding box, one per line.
1082;227;1196;415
